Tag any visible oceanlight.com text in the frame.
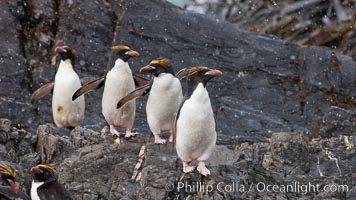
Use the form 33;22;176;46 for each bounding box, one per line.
169;181;352;194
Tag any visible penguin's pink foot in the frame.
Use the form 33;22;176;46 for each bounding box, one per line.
183;161;195;173
154;135;167;144
110;125;121;137
124;131;139;138
197;161;210;176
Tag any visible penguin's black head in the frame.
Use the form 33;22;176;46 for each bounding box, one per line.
55;45;76;66
0;162;19;194
31;164;58;183
180;66;222;97
182;66;223;87
139;58;174;76
111;45;140;62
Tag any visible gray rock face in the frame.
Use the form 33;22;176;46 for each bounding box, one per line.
270;132;315;172
36;124;66;163
0;120;355;199
0;0;355;199
0;0;354;139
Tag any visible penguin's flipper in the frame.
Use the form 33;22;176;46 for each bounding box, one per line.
31;82;55;103
133;74;150;87
72;77;105;101
117;84;151;109
80;77;98;85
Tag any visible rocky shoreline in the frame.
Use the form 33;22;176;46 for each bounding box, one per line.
1;0;355;199
1;118;355;199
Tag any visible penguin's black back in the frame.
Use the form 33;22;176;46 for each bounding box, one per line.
37;181;72;200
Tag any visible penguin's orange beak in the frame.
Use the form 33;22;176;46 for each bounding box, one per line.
7;179;19;194
30;166;42;173
205;69;223;76
55;46;66;54
139;65;156;73
125;50;140;57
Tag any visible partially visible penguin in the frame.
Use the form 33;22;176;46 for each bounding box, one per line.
138;58;183;144
175;66;222;176
30;164;72;200
72;45;145;138
31;45;85;129
0;162;30;200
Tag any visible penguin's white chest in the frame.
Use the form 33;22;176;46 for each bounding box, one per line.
146;73;182;130
52;60;85;127
176;83;216;161
178;84;215;133
31;180;44;200
102;60;135;124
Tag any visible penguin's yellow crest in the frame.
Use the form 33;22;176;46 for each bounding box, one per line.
176;66;209;80
150;58;170;68
0;162;16;178
111;45;130;51
37;164;57;175
188;66;208;75
63;45;76;55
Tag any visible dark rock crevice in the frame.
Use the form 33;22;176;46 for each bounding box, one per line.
50;0;60;37
8;0;37;90
14;1;29;60
11;0;62;91
101;0;122;46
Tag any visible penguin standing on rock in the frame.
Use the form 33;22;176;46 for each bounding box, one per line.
175;66;222;176
72;45;146;138
117;58;183;144
0;162;30;200
31;45;85;129
30;164;72;200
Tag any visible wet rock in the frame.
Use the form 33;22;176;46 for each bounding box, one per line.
207;145;239;166
139;165;178;200
59;142;142;199
0;131;9;144
145;143;177;169
0;0;354;139
309;136;356;178
0;118;12;133
270;132;315;169
36;124;72;163
269;132;319;180
0;1;29;130
0;119;355;199
0;119;35;164
320;106;356;137
70;126;104;148
0;0;355;199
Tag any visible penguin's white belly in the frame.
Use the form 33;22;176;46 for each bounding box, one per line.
52;71;84;128
102;69;135;127
146;74;182;132
31;180;44;200
176;84;216;161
